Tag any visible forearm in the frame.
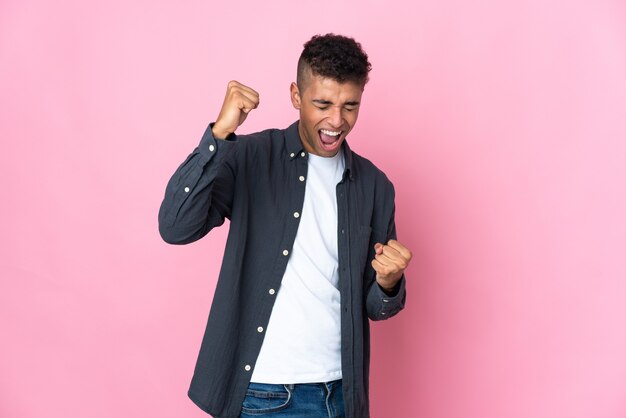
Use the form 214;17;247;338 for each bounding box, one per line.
158;123;236;244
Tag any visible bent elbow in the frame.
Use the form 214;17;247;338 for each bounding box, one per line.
158;217;210;245
159;223;187;245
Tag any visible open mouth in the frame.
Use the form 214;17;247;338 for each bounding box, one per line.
318;129;342;152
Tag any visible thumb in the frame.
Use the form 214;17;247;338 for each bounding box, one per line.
374;243;384;255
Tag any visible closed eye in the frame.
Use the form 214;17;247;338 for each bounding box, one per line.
344;101;360;111
312;100;359;112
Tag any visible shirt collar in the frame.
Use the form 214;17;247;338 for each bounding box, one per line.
341;139;354;181
286;121;354;181
285;121;305;159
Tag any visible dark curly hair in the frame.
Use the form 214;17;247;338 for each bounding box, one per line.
297;34;372;88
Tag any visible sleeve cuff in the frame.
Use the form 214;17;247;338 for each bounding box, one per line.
374;276;406;318
197;122;237;161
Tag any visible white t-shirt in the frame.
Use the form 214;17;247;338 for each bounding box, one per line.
250;150;345;384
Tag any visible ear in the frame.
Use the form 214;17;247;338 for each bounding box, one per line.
290;82;301;109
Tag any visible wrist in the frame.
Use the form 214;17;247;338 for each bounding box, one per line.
376;273;402;295
377;278;397;293
211;123;232;140
378;282;399;297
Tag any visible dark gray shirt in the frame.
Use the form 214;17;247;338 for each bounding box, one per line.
158;121;406;418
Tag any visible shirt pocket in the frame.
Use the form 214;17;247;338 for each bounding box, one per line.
240;383;292;415
356;225;373;279
357;226;389;280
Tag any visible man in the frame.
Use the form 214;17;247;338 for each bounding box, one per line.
159;34;412;418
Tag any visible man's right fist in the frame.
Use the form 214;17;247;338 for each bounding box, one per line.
212;80;260;139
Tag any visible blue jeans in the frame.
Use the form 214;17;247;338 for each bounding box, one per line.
239;380;345;417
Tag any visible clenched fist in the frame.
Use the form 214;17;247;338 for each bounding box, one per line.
212;80;260;139
372;239;412;292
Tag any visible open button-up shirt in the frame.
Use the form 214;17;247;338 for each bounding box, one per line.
158;121;406;418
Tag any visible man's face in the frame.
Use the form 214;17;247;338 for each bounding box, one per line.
290;73;364;157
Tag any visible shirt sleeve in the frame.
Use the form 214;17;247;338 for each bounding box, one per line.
158;123;238;245
365;184;407;321
367;276;406;320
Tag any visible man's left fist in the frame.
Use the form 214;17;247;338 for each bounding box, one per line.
371;239;412;292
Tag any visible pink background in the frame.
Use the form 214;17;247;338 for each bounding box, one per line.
2;0;626;417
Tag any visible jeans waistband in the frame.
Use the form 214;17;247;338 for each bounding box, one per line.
282;379;342;390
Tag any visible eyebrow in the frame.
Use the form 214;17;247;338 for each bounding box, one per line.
312;99;360;106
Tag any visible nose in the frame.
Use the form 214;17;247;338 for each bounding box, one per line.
327;106;343;128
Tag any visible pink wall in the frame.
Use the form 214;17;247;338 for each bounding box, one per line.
2;0;626;417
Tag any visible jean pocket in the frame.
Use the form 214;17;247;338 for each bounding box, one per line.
240;383;292;415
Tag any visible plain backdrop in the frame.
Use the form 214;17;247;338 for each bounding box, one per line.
2;0;626;417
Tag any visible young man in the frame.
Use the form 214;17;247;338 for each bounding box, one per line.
159;34;412;418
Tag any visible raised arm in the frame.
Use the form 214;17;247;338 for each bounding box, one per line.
158;81;259;244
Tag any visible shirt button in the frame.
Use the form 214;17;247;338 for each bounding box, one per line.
282;250;289;256
209;144;215;152
290;152;295;158
383;299;389;303
257;326;264;333
269;288;276;295
184;187;190;193
244;365;251;371
293;212;300;218
299;176;305;182
300;152;306;157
